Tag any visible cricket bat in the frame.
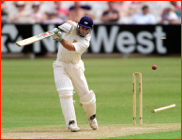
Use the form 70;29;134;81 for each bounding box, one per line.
16;29;61;47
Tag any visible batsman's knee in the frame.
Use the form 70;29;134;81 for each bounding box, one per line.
58;89;74;98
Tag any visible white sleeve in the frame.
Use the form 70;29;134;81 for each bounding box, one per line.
72;21;78;28
58;23;73;33
73;40;89;54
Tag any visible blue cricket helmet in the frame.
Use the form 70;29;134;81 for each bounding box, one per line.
78;16;93;29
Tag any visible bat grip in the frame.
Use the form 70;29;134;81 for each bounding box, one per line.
53;29;62;34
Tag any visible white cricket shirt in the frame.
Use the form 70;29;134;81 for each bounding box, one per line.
56;21;91;64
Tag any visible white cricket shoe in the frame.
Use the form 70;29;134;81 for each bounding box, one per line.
68;120;80;132
89;118;98;130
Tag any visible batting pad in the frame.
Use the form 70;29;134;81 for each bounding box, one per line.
59;91;77;127
55;78;74;93
80;90;96;119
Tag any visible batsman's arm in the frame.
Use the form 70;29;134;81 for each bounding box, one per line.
59;39;76;51
58;20;74;34
52;21;75;51
52;29;75;51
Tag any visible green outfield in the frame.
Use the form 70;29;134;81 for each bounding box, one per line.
1;57;181;139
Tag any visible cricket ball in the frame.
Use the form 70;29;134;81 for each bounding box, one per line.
152;65;157;70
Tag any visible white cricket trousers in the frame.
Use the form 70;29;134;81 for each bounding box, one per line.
53;60;90;127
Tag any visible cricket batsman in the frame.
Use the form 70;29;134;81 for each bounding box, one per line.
52;16;98;132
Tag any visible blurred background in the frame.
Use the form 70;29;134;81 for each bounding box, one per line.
1;1;181;24
1;1;181;58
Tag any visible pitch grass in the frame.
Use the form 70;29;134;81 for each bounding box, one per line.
1;57;181;138
106;130;181;139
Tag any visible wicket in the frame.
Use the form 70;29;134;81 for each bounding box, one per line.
151;104;176;113
132;72;142;125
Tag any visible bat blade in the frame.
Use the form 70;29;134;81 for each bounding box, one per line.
16;31;55;47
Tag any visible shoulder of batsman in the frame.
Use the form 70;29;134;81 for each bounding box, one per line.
85;35;91;42
84;33;91;41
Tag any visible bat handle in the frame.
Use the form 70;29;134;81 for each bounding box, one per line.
53;29;62;34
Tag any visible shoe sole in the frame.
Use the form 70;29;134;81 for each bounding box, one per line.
69;128;80;132
91;127;98;130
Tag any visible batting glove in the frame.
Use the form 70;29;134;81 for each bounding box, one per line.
52;28;63;42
